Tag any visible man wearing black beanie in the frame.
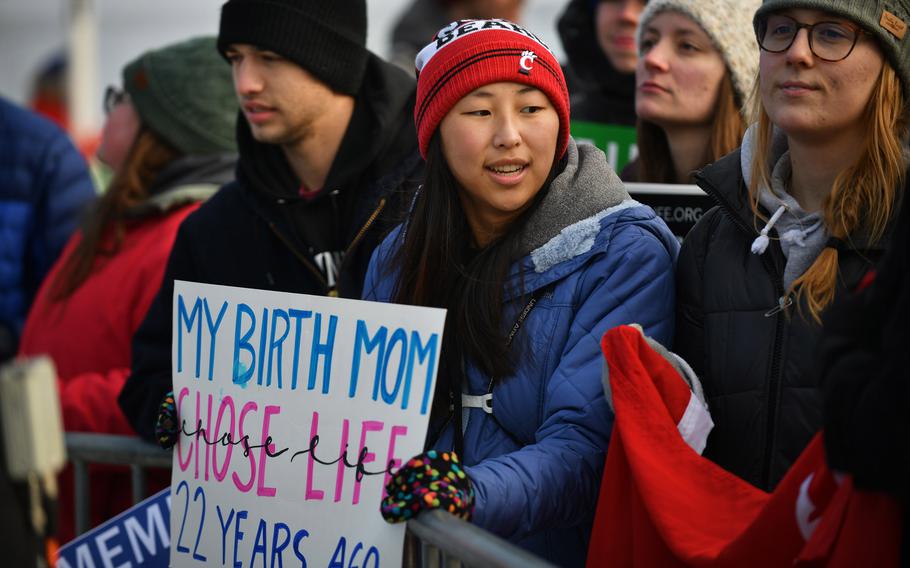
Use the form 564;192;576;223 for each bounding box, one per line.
119;0;422;443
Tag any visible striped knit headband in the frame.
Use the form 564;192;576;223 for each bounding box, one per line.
414;19;571;159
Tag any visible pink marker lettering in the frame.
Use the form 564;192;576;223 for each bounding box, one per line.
212;395;235;482
204;393;213;481
352;420;384;505
305;411;324;501
176;387;192;472
383;425;408;498
231;401;258;493
194;391;201;479
256;405;281;497
334;418;351;502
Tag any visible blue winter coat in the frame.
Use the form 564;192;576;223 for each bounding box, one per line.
0;97;94;360
363;139;679;566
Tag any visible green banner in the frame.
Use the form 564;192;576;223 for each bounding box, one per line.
570;120;638;173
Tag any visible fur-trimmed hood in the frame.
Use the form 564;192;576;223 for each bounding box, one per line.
520;138;629;256
519;138;636;274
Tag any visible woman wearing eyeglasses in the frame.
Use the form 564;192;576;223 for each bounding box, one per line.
17;37;237;541
675;0;910;491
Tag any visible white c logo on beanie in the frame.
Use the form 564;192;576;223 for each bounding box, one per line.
519;50;537;75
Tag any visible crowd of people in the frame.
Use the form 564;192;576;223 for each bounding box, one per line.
1;0;908;566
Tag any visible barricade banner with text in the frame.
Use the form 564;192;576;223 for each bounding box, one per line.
57;488;171;568
169;281;446;568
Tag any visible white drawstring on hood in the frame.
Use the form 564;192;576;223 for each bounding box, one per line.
740;124;830;292
779;219;823;249
751;208;823;255
750;204;786;255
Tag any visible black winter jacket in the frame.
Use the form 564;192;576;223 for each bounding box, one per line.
817;178;910;565
676;148;891;491
819;188;910;503
119;54;423;442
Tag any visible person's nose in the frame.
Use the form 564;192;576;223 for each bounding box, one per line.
619;0;643;24
642;41;670;73
784;28;815;66
492;112;521;149
233;59;264;97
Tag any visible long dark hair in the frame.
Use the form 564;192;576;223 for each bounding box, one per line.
390;134;548;420
50;126;180;300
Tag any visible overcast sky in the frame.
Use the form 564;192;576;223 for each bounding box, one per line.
0;0;568;113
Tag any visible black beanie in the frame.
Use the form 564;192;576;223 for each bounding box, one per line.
217;0;368;96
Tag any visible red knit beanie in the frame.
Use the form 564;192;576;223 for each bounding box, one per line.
414;19;571;160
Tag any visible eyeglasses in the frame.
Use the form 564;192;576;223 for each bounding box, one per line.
103;86;127;114
755;14;866;62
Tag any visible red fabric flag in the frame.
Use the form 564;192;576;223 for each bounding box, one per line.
587;326;902;567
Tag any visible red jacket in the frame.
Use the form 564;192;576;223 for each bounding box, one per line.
18;202;200;542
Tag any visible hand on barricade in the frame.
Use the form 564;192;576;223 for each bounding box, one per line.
380;450;475;523
154;390;179;449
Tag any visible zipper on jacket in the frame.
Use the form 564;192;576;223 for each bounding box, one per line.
695;173;788;490
344;198;387;259
267;197;387;298
267;221;329;289
761;292;786;488
334;197;388;296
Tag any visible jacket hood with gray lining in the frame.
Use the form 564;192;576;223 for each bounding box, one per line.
519;138;635;273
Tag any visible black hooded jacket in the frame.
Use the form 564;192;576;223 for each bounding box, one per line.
675;149;894;491
119;54;422;442
558;0;637;126
817;179;910;563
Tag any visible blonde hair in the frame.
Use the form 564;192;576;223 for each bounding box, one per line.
748;63;908;322
638;73;746;183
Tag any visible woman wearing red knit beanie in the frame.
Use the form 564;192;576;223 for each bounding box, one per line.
362;19;679;565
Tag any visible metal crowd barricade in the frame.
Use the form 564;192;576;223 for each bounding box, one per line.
65;432;172;536
64;433;556;567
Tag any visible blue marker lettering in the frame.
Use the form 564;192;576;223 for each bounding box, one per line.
308;313;337;394
288;309;312;390
203;299;229;381
177;294;202;377
266;309;291;388
348;321;387;399
232;304;256;385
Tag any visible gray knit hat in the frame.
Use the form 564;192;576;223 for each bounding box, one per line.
755;0;910;100
123;36;237;155
637;0;762;105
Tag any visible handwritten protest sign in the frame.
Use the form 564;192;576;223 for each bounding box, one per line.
169;281;446;568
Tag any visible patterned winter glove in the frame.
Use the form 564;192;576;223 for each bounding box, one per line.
380;450;475;523
154;390;179;449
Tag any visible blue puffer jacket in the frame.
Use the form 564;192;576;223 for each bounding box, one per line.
0;96;94;360
363;139;679;566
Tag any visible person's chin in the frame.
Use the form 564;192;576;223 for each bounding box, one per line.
248;125;285;145
605;51;638;75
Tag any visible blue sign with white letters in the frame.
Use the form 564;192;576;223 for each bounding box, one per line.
56;488;171;568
